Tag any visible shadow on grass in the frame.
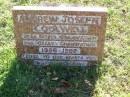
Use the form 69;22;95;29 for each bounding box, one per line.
0;58;100;97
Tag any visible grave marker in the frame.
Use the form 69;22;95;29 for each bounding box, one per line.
12;6;107;66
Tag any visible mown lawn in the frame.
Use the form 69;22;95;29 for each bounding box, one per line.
0;0;130;97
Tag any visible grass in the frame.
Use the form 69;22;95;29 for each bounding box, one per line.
0;0;130;97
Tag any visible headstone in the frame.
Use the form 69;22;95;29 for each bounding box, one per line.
12;6;107;66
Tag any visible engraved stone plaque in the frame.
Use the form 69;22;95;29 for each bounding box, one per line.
12;6;107;66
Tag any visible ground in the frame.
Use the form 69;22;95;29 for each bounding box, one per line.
0;0;130;97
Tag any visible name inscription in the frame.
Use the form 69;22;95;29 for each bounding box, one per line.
33;25;88;34
17;15;101;25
